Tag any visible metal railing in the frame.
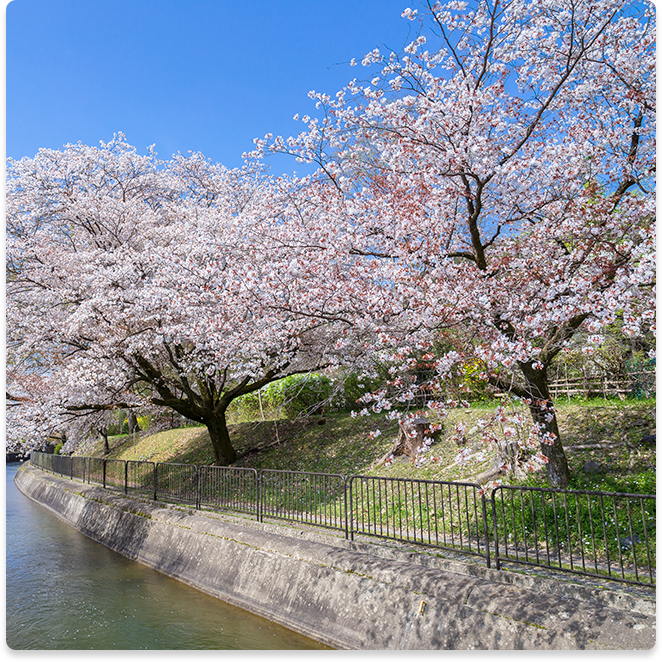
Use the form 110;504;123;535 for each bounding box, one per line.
154;462;198;505
260;469;347;533
198;466;259;516
126;460;155;498
29;452;656;587
349;476;490;561
491;485;656;586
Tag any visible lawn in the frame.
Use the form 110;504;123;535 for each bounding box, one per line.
80;398;656;493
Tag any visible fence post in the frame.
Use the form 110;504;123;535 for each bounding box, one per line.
254;469;262;522
70;456;74;480
153;463;158;501
195;467;200;510
490;488;501;571
103;459;107;490
481;492;491;569
256;470;262;522
124;461;128;495
343;476;349;540
348;476;354;541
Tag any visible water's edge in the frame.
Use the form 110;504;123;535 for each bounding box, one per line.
6;461;328;650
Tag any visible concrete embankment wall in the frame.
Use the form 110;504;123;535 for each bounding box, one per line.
14;464;655;650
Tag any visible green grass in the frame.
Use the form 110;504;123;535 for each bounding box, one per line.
80;398;655;491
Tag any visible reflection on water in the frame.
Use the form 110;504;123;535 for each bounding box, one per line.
6;463;330;650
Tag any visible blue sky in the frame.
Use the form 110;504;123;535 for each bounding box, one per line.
6;0;416;174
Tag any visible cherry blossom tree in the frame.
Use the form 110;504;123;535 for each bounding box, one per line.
252;0;655;487
6;137;354;464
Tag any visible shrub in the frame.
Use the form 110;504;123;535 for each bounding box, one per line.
227;373;339;422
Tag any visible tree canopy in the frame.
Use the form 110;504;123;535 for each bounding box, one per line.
252;0;656;486
6;1;655;486
6;139;354;463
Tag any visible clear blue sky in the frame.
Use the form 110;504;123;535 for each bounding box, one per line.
6;0;416;174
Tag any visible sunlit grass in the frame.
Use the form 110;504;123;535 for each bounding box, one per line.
77;398;654;491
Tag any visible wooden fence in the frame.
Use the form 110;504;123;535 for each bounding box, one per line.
548;370;655;401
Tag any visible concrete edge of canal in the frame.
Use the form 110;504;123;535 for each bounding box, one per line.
14;463;656;650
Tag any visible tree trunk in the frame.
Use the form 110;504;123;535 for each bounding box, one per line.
204;414;237;466
127;410;141;434
519;362;570;488
373;417;434;467
97;428;110;455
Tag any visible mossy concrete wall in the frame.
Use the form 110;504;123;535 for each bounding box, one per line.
14;464;655;650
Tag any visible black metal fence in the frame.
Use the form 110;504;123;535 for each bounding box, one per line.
348;475;490;561
30;452;656;588
491;485;656;586
198;466;259;516
260;469;347;533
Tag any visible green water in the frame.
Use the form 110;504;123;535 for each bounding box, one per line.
6;463;330;650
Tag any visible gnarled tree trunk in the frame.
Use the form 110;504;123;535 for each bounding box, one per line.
489;358;571;488
519;362;570;488
204;413;237;466
374;417;435;467
97;427;110;455
127;410;141;434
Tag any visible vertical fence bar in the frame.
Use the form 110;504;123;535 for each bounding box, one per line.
348;477;354;541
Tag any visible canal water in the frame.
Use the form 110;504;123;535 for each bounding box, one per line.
6;462;330;650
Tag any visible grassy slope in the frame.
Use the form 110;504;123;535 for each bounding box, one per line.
80;398;656;492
